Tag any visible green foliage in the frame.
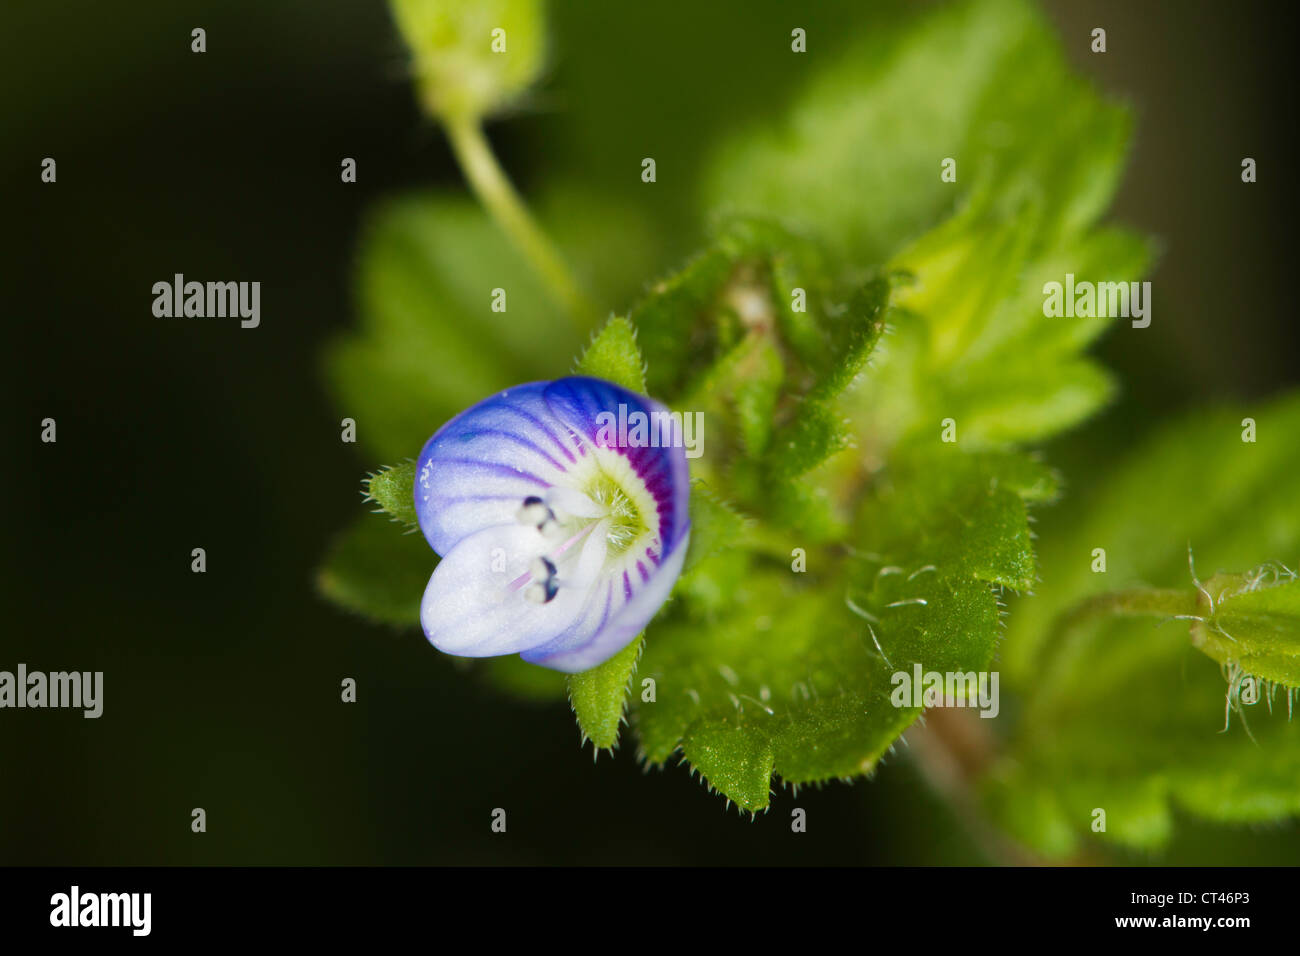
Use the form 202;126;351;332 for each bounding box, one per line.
568;637;644;751
702;0;1153;452
860;208;1152;449
480;656;568;702
325;193;578;462
679;484;750;577
318;462;424;628
573;316;646;392
608;0;1148;807
316;0;1300;840
364;461;418;528
317;515;430;627
630;444;1055;811
1193;574;1300;688
704;0;1129;267
989;393;1300;856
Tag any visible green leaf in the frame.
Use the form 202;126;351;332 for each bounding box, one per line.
567;636;644;750
857;446;1059;589
574;316;647;393
631;246;738;401
681;484;750;576
317;514;432;627
478;656;568;702
633;448;1051;811
762;403;850;482
807;277;890;401
325;192;579;462
986;617;1300;857
703;0;1151;454
990;392;1300;856
631;217;885;411
849;204;1151;450
390;0;546;120
1193;573;1300;688
364;461;418;528
704;0;1129;266
624;220;891;545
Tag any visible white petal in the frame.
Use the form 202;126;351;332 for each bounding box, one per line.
420;524;589;658
524;528;691;673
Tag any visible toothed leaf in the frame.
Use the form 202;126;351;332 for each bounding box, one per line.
633;448;1051;811
1193;575;1300;687
574;316;647;393
365;461;418;528
568;636;643;750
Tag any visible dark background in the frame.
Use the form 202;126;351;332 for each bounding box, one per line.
3;0;1297;864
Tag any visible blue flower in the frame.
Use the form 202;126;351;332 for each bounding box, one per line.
414;376;691;673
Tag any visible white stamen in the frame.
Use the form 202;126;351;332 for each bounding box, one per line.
516;497;552;527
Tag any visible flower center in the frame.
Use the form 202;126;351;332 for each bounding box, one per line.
582;470;647;556
508;454;660;605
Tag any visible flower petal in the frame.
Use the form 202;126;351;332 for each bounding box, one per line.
415;382;583;555
521;528;690;673
420;523;594;659
542;376;691;556
415;376;694;673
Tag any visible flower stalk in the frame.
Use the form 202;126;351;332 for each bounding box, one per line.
442;110;596;329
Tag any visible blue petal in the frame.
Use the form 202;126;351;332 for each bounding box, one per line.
542;376;691;557
415;376;694;673
520;528;690;673
415;381;581;556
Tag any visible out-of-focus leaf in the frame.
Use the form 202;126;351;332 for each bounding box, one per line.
850;201;1153;450
326;189;663;464
989;392;1300;856
478;656;568;701
703;0;1129;266
704;0;1152;454
325;193;577;462
317;514;431;627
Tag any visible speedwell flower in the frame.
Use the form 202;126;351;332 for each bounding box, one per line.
414;376;691;673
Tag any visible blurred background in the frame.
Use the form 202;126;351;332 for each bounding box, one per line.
3;0;1296;864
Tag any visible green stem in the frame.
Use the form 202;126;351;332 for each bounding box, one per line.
442;112;596;330
1025;586;1200;726
1056;587;1199;636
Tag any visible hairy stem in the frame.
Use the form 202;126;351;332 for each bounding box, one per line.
1056;587;1199;633
443;112;596;329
